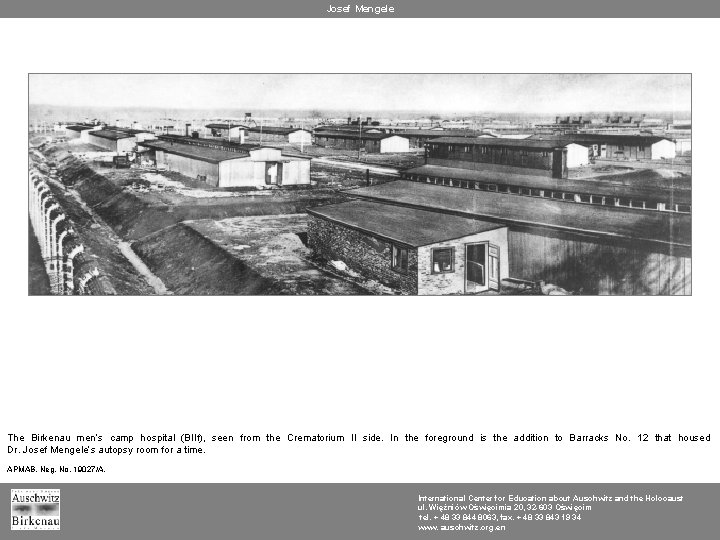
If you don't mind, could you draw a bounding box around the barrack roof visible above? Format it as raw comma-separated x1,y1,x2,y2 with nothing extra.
154,135,311,159
308,200,504,248
403,165,692,205
351,181,691,247
531,134,672,146
65,124,96,132
205,123,249,130
159,134,267,152
140,140,251,163
88,129,136,141
427,137,578,149
247,126,310,135
314,132,407,141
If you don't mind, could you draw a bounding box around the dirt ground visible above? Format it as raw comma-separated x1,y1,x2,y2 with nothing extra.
566,166,691,193
310,160,399,188
43,138,111,155
186,215,373,295
570,160,692,179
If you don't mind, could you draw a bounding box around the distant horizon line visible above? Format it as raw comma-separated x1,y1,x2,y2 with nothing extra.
28,103,692,116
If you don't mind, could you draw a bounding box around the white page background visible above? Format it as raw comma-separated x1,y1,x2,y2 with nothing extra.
1,18,718,484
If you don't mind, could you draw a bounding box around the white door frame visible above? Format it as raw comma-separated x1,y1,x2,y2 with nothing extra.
464,242,489,294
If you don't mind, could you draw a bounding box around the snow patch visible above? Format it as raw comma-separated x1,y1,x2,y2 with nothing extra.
330,260,348,272
72,151,116,161
141,173,186,189
138,173,245,198
181,190,243,198
654,169,686,179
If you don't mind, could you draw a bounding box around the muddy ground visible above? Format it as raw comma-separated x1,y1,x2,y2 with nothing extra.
132,223,279,295
570,160,692,181
185,215,371,295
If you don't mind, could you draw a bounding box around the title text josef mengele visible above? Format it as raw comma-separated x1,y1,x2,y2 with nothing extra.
328,4,396,14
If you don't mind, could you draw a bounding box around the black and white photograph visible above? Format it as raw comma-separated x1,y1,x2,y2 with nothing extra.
28,73,691,296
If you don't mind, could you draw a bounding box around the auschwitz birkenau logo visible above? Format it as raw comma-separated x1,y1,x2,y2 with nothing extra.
11,489,60,530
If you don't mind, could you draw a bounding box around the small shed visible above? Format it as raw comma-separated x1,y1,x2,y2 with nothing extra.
314,132,411,153
205,123,247,141
123,129,157,143
308,200,509,295
649,138,677,160
378,135,411,153
247,126,313,145
86,129,137,153
565,143,590,168
563,134,677,161
64,124,100,141
288,129,313,145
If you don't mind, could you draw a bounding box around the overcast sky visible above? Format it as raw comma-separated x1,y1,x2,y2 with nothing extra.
29,74,691,113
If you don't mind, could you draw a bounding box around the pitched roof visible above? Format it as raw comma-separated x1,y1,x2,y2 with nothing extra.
65,124,96,132
393,129,476,137
110,127,154,135
153,135,312,160
88,129,136,141
205,123,248,129
531,134,671,146
428,137,577,149
140,140,251,163
403,165,692,204
308,200,504,248
314,132,406,141
314,126,473,137
247,126,309,135
350,181,690,247
159,134,264,152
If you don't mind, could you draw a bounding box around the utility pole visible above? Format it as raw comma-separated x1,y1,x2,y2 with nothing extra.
357,121,362,161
